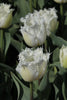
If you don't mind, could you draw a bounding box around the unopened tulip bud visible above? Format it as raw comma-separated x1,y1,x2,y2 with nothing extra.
59,45,67,68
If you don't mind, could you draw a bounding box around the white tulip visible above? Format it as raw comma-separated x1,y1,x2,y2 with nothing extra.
36,8,58,36
16,48,50,82
0,3,13,28
20,13,46,47
59,45,67,68
20,8,58,47
54,0,67,3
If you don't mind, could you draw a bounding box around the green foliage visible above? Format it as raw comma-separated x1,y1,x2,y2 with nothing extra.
0,0,67,100
38,0,45,9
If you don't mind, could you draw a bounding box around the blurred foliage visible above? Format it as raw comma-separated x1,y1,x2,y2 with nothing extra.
0,0,67,100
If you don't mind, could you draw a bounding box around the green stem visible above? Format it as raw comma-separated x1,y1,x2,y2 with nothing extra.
60,3,64,35
34,0,36,9
30,82,33,100
0,30,3,53
29,0,33,12
44,40,47,52
60,3,63,17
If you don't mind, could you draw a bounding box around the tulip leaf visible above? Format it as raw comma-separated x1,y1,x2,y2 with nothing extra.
53,48,60,62
38,72,48,91
53,84,59,100
11,72,30,100
49,69,57,83
62,82,67,100
0,63,14,72
38,0,45,9
4,32,11,55
50,34,67,47
64,12,67,25
15,34,23,42
11,72,20,100
11,38,23,52
13,0,30,23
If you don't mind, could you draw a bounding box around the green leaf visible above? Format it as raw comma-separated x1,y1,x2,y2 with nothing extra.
4,32,11,55
11,38,23,52
38,72,48,91
9,24,19,36
64,11,67,25
11,72,30,100
49,62,67,75
0,63,14,72
49,69,57,83
38,0,44,9
53,48,60,62
11,72,20,100
13,0,30,23
50,34,67,47
16,34,23,42
53,84,59,100
62,82,67,100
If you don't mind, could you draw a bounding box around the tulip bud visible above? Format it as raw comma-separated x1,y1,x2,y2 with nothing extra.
54,0,67,3
0,3,13,28
16,48,50,82
59,45,67,68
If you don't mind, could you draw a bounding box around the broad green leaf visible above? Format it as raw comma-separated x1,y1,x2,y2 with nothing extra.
38,0,44,9
13,0,30,23
11,72,30,100
53,48,60,62
11,38,23,52
50,34,67,47
38,72,48,91
49,70,57,83
11,72,20,100
33,80,38,98
0,63,14,72
4,32,11,55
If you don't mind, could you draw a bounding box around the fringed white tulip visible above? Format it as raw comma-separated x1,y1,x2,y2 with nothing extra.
0,3,13,28
59,45,67,68
34,8,58,36
20,8,58,47
54,0,67,3
20,13,46,47
16,48,50,82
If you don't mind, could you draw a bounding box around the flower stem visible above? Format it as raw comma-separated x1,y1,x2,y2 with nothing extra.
60,3,64,35
0,30,3,53
34,0,36,9
29,0,33,12
44,40,47,52
30,82,33,100
60,3,63,17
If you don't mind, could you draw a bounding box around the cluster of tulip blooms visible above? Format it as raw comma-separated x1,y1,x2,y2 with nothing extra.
0,0,67,83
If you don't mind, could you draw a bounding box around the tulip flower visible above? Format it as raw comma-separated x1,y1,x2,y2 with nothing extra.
54,0,67,3
20,13,46,47
34,8,58,36
16,48,50,82
0,3,13,28
59,45,67,68
20,8,58,47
